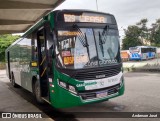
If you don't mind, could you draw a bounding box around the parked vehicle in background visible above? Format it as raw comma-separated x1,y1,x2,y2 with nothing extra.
121,50,129,62
129,46,157,61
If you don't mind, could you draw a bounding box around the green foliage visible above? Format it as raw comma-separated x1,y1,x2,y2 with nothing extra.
136,18,149,40
0,34,20,61
122,25,143,50
150,19,160,47
122,18,160,50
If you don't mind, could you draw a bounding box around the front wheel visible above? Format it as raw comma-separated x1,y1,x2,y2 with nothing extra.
33,81,45,104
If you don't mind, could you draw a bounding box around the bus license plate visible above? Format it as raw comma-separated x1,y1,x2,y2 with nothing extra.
96,92,108,98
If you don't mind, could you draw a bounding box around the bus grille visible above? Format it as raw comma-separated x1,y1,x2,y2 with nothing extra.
79,84,120,100
74,66,121,80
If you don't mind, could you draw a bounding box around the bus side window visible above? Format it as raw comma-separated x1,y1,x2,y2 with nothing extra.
32,34,38,61
46,27,54,76
34,47,38,60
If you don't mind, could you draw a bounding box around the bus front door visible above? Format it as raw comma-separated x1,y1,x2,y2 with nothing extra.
37,28,49,99
37,24,54,102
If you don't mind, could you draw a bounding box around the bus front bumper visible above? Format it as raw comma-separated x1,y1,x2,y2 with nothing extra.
50,82,125,108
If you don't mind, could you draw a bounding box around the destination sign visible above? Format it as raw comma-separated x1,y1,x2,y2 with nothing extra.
63,56,74,65
58,31,79,36
63,56,88,65
64,13,108,23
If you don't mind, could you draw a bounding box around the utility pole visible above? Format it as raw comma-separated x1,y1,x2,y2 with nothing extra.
96,0,98,11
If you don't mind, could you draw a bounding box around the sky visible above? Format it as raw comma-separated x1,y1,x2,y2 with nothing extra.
55,0,160,38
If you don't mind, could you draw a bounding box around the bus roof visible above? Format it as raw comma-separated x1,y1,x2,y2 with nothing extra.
53,9,113,16
130,46,156,49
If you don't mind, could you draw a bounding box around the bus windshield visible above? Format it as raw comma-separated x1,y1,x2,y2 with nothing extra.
56,27,120,69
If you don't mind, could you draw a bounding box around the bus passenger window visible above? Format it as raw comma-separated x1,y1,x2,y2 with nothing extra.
46,31,54,76
32,38,38,61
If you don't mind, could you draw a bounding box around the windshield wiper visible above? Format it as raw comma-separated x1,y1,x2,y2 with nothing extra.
73,24,90,60
99,32,104,57
98,25,109,57
102,25,109,44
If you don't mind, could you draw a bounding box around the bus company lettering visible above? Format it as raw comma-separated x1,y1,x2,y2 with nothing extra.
99,59,117,65
76,82,97,87
84,72,122,90
85,59,117,67
85,61,98,67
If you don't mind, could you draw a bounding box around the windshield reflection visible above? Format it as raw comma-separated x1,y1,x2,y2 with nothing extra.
57,27,120,69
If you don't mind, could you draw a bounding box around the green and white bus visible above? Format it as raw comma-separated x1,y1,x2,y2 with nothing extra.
6,9,124,108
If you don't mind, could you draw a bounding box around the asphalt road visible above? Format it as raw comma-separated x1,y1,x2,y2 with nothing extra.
0,70,160,121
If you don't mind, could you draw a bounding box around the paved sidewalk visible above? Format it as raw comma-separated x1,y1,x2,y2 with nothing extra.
0,70,53,121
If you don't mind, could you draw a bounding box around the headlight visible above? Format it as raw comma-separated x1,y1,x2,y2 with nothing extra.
58,79,77,94
59,81,67,88
69,85,77,94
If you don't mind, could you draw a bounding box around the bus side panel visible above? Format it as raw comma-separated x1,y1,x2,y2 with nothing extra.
9,42,21,86
152,52,156,58
5,50,10,79
142,53,147,60
20,36,33,92
8,36,33,91
21,70,33,92
14,72,21,85
148,52,155,59
129,53,141,60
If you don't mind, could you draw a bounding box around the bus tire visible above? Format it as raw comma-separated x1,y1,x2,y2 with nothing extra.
11,73,19,88
33,80,45,104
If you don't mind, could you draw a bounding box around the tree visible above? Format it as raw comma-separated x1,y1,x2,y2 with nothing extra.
122,18,160,49
136,19,149,43
122,25,142,50
122,19,151,50
0,34,20,61
150,19,160,47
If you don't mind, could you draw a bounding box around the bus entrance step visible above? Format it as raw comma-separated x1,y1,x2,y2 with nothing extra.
42,96,50,104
